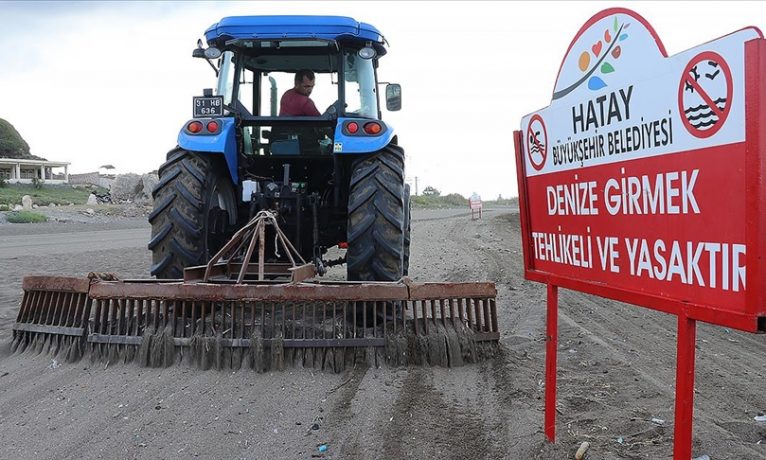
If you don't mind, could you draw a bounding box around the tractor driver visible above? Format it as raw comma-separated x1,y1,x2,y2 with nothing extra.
279,70,322,117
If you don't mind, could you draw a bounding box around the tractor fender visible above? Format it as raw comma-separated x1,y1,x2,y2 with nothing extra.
177,117,238,184
332,118,395,154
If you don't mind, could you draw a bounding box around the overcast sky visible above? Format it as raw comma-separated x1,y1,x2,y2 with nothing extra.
1,1,764,199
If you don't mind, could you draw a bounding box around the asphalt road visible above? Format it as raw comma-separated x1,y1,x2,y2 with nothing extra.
0,228,151,259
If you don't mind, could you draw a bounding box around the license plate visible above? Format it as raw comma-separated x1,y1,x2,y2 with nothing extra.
193,96,224,117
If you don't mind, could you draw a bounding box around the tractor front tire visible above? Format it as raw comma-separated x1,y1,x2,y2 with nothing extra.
347,144,406,282
148,148,237,279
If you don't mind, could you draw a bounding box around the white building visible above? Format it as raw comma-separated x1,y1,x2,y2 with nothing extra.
0,158,70,184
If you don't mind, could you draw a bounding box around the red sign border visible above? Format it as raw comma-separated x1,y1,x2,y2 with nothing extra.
678,51,734,139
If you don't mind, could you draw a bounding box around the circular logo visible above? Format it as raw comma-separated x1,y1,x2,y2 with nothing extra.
526,114,548,171
678,51,733,138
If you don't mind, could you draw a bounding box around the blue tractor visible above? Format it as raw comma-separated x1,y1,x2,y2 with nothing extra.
149,16,410,282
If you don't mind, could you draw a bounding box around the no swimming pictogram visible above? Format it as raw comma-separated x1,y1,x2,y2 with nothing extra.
526,114,548,171
678,51,733,138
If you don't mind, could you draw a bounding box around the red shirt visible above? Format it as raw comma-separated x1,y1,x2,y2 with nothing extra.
279,88,321,116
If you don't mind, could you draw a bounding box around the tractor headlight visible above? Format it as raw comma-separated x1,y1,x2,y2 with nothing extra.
358,47,376,59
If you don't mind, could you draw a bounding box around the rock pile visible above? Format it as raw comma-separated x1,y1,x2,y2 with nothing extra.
109,173,159,204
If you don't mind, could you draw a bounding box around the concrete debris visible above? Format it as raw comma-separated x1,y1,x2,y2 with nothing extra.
574,441,590,459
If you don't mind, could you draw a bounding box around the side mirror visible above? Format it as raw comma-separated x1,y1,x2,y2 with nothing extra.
204,47,222,59
385,83,402,111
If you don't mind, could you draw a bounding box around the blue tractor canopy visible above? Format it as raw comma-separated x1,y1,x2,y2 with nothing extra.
204,15,388,56
200,15,395,121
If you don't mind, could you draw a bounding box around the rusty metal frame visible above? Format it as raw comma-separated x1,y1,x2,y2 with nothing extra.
186,210,317,283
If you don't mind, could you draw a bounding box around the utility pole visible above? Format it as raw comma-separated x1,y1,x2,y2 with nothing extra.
414,176,419,196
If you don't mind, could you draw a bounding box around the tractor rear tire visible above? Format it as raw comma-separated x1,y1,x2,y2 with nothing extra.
148,148,237,279
347,144,405,282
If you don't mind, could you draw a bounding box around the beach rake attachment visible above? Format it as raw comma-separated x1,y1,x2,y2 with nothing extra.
11,211,500,371
12,277,499,371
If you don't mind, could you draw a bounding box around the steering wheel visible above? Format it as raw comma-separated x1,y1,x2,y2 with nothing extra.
323,100,346,117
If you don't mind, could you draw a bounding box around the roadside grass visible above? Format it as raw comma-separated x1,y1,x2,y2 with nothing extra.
411,194,519,209
485,197,519,207
5,210,48,223
0,184,107,206
412,193,471,209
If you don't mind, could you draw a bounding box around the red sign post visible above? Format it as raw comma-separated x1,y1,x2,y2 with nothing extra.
515,8,766,459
